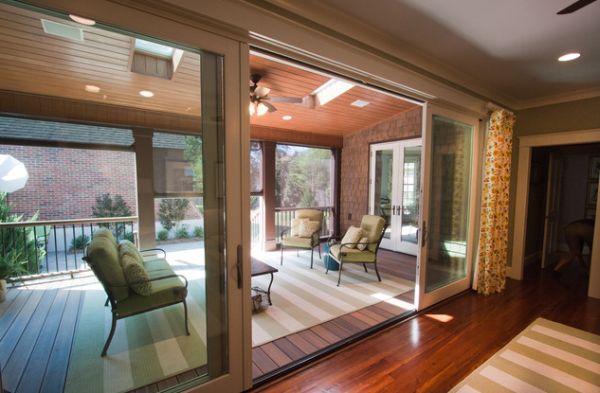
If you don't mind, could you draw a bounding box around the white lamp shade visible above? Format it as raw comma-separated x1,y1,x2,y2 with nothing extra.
256,102,269,116
0,154,29,193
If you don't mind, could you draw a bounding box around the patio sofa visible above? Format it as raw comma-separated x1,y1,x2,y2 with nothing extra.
84,228,189,356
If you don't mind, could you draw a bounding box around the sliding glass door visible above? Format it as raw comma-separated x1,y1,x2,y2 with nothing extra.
417,104,480,309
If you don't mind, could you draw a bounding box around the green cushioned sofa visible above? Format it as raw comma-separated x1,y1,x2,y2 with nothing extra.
84,229,189,356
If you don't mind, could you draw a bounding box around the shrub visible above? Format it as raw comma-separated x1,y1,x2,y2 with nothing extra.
0,249,28,280
158,199,190,231
193,226,204,238
92,193,133,237
124,232,134,243
175,226,189,239
70,234,90,251
157,229,169,241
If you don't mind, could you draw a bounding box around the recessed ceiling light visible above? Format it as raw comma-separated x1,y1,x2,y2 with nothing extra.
558,52,581,62
139,90,154,98
69,14,96,26
282,115,292,121
85,84,100,93
351,100,370,108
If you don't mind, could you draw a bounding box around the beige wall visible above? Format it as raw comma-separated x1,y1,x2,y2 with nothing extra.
508,97,600,265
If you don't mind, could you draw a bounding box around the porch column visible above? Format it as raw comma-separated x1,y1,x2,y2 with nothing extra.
263,141,277,250
132,128,155,249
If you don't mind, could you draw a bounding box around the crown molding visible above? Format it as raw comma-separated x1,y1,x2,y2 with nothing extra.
514,88,600,110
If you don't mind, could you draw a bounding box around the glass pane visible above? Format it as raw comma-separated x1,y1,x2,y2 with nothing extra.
250,141,263,193
401,146,420,244
275,144,333,208
374,149,393,239
153,132,203,194
425,115,472,292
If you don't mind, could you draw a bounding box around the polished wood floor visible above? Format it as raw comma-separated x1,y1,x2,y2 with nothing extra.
252,263,600,392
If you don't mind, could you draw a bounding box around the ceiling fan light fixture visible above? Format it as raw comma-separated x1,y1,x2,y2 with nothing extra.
249,102,256,116
69,14,96,26
558,52,581,62
256,102,269,116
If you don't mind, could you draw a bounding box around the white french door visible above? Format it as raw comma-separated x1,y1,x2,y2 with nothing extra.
369,138,421,256
417,104,481,309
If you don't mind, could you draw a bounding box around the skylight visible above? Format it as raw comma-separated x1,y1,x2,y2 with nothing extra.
134,39,174,58
313,79,354,106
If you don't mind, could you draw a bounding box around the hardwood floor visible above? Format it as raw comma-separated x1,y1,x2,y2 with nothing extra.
252,264,600,392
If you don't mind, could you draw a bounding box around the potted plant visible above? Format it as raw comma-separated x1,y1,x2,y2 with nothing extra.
0,249,28,302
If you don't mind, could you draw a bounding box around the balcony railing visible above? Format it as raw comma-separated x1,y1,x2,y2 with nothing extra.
275,206,334,243
0,216,137,279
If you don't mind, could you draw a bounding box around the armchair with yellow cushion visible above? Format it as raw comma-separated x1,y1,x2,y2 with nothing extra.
280,209,323,268
327,215,387,286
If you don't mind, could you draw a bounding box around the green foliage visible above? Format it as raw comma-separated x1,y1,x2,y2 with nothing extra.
92,193,133,237
175,225,189,239
70,234,90,251
0,249,28,280
275,146,333,208
0,193,44,275
158,198,190,231
184,136,203,193
193,226,204,238
124,232,134,243
157,229,169,241
92,193,132,218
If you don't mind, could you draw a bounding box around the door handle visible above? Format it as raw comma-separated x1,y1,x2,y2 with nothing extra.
236,244,242,289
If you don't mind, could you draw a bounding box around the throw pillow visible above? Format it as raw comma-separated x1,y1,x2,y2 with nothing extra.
118,240,144,266
122,254,152,296
356,236,369,251
340,226,363,249
299,220,321,237
290,218,308,237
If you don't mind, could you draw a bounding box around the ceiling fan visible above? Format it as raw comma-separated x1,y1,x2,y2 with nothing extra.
557,0,597,14
249,73,303,116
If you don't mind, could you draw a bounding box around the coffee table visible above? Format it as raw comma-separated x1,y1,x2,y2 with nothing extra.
251,257,278,305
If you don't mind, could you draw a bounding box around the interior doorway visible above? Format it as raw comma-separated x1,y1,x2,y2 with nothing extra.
523,143,599,274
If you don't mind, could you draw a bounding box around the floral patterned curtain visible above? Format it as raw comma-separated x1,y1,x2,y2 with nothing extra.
476,109,515,295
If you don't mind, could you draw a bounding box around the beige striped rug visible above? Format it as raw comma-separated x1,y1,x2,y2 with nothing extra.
251,250,415,347
450,318,600,393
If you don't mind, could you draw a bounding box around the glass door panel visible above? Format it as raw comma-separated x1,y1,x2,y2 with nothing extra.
372,148,395,248
418,105,480,309
400,146,421,249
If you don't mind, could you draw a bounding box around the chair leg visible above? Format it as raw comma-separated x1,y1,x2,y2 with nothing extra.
310,248,314,269
101,315,117,357
318,243,322,259
374,261,382,282
363,263,368,273
280,244,284,265
104,297,109,307
337,262,343,286
183,300,190,336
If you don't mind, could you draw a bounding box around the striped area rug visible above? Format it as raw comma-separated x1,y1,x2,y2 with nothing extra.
64,280,207,393
450,318,600,393
251,251,415,347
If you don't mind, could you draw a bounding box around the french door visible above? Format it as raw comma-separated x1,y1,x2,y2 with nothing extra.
417,104,481,309
369,139,421,256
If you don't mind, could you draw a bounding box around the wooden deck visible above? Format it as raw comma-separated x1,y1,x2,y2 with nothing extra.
252,263,600,392
0,249,416,393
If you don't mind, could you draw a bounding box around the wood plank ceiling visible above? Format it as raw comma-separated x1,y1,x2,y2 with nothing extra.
0,4,201,117
0,3,418,137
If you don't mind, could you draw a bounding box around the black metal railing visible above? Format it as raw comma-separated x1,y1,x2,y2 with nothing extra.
275,206,334,243
0,216,137,279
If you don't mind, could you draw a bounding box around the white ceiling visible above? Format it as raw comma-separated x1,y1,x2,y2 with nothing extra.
271,0,600,108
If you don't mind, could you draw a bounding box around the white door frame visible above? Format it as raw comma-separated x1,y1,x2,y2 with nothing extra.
416,103,482,310
369,138,421,255
510,128,600,299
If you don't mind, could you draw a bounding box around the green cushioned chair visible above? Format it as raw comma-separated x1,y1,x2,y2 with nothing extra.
327,215,387,286
84,229,189,356
280,209,323,268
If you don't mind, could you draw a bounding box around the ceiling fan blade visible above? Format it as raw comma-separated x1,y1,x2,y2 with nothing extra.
262,101,277,113
557,0,597,14
268,96,304,104
254,86,271,98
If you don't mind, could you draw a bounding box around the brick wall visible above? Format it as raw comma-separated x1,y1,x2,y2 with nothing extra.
1,145,138,220
340,107,422,230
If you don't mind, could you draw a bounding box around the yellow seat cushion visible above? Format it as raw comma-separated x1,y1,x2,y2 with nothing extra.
282,236,314,248
329,244,376,263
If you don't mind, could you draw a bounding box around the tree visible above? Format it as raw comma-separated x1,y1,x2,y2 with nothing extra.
0,193,44,275
184,136,203,193
158,198,190,231
91,193,133,237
